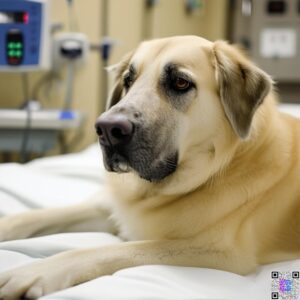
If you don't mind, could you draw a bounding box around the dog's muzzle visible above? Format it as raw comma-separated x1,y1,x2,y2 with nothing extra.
95,113,133,173
95,114,134,147
95,112,178,181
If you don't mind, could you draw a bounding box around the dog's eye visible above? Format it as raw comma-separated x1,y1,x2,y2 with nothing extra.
124,74,133,90
173,77,190,91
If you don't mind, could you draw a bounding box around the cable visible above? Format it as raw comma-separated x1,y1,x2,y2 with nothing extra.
100,0,109,114
64,0,78,110
66,0,79,31
66,0,73,30
32,71,61,102
20,73,32,163
21,71,29,100
64,62,75,110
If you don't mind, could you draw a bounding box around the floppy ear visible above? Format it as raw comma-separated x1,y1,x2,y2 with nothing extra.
105,51,134,110
212,41,272,139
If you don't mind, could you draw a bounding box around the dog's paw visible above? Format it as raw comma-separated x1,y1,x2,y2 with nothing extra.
0,272,43,300
0,269,42,300
0,215,36,242
0,216,24,242
0,259,72,300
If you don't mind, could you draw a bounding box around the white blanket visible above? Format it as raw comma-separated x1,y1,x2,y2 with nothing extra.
0,104,300,300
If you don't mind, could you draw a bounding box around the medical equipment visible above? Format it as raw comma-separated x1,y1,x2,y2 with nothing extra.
0,0,115,162
0,109,83,152
229,0,300,102
231,0,300,81
0,0,87,161
0,0,50,71
52,32,89,69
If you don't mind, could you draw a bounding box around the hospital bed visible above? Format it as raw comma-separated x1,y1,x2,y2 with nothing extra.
0,104,299,300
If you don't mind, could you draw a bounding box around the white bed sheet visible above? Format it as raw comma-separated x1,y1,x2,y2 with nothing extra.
0,104,300,300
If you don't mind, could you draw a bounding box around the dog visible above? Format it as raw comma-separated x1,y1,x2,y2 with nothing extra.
0,35,300,299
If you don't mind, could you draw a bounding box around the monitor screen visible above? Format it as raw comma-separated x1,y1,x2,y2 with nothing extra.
267,0,286,14
0,11,29,24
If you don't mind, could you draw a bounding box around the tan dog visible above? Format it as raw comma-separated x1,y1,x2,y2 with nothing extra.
0,35,300,299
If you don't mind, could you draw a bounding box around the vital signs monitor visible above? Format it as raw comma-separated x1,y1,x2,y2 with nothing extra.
0,0,50,71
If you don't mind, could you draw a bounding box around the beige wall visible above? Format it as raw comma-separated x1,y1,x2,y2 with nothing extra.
0,0,228,160
149,0,228,40
108,0,145,65
109,0,229,63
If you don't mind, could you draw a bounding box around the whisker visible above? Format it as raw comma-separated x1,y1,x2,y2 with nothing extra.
164,159,177,170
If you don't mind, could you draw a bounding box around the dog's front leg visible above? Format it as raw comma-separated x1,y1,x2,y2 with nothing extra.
0,192,117,241
0,239,257,299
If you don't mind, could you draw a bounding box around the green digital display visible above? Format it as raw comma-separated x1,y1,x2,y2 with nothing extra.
7,42,23,49
6,30,24,65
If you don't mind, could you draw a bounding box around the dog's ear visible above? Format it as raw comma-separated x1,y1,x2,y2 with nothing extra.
212,41,272,139
105,51,134,110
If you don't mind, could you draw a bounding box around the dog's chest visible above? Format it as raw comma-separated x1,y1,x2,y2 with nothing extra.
110,196,213,241
111,209,176,241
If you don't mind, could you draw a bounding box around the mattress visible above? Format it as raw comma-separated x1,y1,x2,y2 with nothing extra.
0,104,300,300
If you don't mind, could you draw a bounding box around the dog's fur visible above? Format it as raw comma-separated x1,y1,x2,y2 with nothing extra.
0,36,300,299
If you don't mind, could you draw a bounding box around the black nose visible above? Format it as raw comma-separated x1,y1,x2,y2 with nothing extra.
95,114,134,146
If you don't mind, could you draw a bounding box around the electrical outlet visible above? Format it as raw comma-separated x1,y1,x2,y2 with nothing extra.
260,28,297,58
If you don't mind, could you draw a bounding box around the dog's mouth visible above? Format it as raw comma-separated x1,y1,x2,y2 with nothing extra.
105,152,131,173
100,145,178,182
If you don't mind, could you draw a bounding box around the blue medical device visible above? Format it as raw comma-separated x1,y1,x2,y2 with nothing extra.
0,0,50,71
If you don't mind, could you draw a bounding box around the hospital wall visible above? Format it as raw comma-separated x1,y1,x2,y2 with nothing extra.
109,0,229,64
0,0,228,159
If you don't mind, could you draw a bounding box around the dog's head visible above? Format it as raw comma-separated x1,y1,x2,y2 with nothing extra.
95,36,272,184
